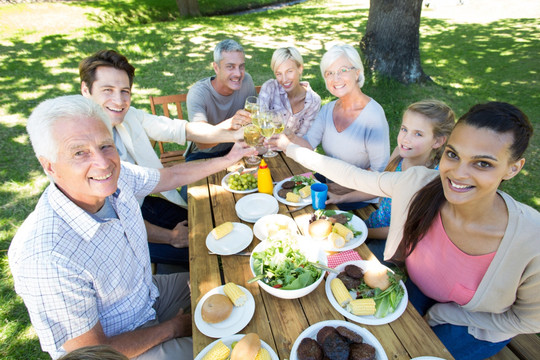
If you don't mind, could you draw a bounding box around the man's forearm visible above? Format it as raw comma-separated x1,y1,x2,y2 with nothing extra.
144,220,172,244
186,122,235,144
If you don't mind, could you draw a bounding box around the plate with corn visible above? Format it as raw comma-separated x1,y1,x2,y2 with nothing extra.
273,174,318,207
206,222,253,255
325,260,408,325
194,283,256,338
194,333,279,360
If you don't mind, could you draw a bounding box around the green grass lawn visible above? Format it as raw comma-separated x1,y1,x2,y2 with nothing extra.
1,0,539,357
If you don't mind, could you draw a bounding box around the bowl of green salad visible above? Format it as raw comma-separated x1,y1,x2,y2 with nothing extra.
249,232,327,299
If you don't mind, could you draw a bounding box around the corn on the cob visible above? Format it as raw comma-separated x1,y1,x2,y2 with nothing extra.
333,223,353,242
298,185,311,198
211,222,234,240
285,192,301,203
201,340,230,360
346,298,376,316
223,282,247,306
330,278,352,307
255,347,272,360
328,232,345,248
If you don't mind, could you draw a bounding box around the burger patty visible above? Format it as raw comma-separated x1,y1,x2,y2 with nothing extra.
297,338,323,360
336,326,363,344
328,213,348,224
322,332,350,360
349,343,376,360
281,180,295,189
344,265,364,280
317,326,338,345
278,188,290,199
337,272,362,290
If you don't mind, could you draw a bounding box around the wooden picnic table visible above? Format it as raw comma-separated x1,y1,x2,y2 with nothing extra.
188,152,454,360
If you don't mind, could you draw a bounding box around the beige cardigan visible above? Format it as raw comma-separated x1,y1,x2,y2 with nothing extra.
286,143,540,342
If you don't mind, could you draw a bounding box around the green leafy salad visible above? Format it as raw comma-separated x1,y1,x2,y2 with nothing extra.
290,175,316,195
252,236,322,290
354,268,405,318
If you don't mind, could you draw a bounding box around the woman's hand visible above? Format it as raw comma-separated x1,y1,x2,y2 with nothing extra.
267,133,291,151
326,191,342,205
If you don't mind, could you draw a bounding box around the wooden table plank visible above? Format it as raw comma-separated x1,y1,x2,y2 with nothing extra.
188,177,223,354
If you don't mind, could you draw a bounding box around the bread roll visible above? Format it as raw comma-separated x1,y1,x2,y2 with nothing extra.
201,294,233,323
308,219,333,239
231,333,261,360
363,265,391,291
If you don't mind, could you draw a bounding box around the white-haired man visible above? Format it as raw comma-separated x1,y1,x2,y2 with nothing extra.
8,95,254,359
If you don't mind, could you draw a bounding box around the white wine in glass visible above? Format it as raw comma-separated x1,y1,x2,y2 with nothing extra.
245,96,259,116
259,113,277,158
243,124,262,165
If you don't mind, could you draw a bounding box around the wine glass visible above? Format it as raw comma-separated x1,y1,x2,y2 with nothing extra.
244,96,259,119
259,111,277,158
243,124,262,166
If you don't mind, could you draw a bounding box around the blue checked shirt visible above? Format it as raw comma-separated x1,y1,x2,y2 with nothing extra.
9,162,160,359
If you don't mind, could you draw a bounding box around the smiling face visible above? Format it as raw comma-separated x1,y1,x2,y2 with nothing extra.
438,123,524,207
323,56,359,98
81,66,131,126
40,116,121,213
212,50,246,96
397,110,445,165
274,59,303,93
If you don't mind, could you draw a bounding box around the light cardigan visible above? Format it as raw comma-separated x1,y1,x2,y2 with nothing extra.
286,143,540,342
115,107,187,207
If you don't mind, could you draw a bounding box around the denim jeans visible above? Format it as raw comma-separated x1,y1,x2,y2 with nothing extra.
406,279,511,360
141,196,189,266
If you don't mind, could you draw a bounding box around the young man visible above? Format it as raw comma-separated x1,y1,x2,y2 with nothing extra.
8,95,254,359
185,39,256,161
79,50,243,266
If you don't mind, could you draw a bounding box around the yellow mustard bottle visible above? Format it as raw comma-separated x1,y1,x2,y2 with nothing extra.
257,159,273,195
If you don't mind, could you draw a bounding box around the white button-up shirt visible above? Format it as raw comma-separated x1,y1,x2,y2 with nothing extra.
9,162,160,359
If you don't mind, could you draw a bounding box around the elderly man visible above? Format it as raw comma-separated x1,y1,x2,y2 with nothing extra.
185,39,256,161
80,49,243,266
8,95,253,359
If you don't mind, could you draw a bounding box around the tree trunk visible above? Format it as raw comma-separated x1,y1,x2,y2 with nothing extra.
176,0,201,17
360,0,430,84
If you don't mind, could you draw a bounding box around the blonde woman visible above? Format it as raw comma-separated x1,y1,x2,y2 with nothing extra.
258,47,321,136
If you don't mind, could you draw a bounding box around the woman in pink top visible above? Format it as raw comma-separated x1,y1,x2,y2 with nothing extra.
272,102,539,360
258,47,321,137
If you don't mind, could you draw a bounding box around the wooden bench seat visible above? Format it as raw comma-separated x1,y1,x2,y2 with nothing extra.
488,333,540,360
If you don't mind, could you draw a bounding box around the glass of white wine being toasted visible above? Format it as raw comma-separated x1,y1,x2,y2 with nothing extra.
243,124,262,166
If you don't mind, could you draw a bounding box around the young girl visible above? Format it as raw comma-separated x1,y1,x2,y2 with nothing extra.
327,100,455,239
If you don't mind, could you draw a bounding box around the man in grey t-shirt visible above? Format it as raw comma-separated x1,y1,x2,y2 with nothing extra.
186,39,257,161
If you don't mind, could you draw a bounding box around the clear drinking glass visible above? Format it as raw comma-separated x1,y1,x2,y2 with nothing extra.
243,124,262,166
259,111,277,158
245,96,259,117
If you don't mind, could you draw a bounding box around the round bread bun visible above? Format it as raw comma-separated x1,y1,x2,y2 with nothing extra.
308,219,333,240
201,294,233,324
231,333,261,360
363,265,391,291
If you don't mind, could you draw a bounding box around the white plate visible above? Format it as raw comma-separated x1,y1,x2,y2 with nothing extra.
235,193,279,222
273,175,319,206
289,320,388,360
194,285,256,338
411,357,447,360
221,171,258,194
206,222,253,255
253,214,299,240
195,334,279,360
302,210,368,252
325,260,408,325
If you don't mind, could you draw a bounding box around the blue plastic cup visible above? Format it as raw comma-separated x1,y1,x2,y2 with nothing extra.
311,183,328,210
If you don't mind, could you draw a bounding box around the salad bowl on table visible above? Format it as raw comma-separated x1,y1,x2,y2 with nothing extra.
249,234,327,299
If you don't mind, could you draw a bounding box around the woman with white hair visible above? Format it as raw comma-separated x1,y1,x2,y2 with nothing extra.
290,43,390,209
258,46,321,136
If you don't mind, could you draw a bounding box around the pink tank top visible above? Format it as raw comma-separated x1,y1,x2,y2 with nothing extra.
405,213,496,305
